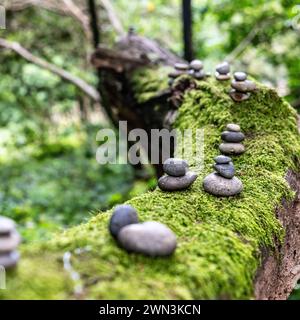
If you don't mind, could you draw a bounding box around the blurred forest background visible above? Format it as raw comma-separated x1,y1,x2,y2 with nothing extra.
0,0,300,298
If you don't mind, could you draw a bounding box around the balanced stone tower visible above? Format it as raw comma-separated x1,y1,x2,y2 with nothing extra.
203,155,243,197
189,59,205,80
0,216,21,269
230,71,256,102
215,61,231,80
219,123,245,155
158,158,197,191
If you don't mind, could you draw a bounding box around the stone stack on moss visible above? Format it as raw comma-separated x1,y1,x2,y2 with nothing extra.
109,205,177,257
189,59,206,80
219,123,245,155
215,61,231,80
0,216,21,269
203,155,243,197
230,72,256,102
158,158,198,191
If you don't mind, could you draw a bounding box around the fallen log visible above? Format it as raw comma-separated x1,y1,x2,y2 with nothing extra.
1,34,300,300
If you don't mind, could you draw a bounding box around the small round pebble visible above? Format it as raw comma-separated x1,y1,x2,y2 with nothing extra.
158,171,198,191
214,155,232,164
221,131,245,143
226,123,240,132
168,70,182,78
216,62,230,74
163,158,188,177
0,231,21,252
215,72,231,81
194,70,206,79
203,173,243,196
214,162,235,179
219,143,245,155
234,71,247,81
190,59,203,70
231,80,249,93
0,216,15,235
109,205,139,238
174,63,189,71
117,221,177,257
0,251,20,269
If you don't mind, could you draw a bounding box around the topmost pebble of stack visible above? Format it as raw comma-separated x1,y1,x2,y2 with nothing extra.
0,216,15,235
189,59,203,71
234,72,247,81
174,63,189,71
216,61,230,74
226,123,241,132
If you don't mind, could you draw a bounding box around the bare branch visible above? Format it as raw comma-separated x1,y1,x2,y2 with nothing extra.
100,0,125,37
0,38,100,102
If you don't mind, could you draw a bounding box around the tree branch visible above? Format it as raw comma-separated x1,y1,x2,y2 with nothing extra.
0,38,100,102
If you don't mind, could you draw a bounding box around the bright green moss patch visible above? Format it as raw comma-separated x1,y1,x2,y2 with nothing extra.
1,72,300,300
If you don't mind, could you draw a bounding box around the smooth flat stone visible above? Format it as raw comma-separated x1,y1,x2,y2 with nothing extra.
0,231,21,252
0,251,20,269
219,143,245,155
0,216,15,235
194,70,206,80
203,173,243,197
221,131,245,143
174,63,189,71
117,222,177,257
226,123,240,132
229,90,250,102
109,205,139,238
215,72,231,80
158,171,198,191
216,61,230,74
168,70,183,78
234,71,247,81
214,155,232,164
231,80,256,93
189,59,203,70
163,158,188,177
214,162,235,179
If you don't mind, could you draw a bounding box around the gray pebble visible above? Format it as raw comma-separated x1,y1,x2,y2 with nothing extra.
117,221,177,257
194,70,206,80
174,63,189,71
219,143,245,155
109,205,139,238
0,251,20,269
215,72,231,81
231,80,248,93
190,59,203,71
216,62,230,74
203,172,243,196
163,158,188,177
168,70,182,78
0,216,15,235
0,231,21,252
214,162,235,179
229,90,250,102
221,131,245,143
226,123,240,132
158,171,198,191
214,155,232,164
234,71,247,81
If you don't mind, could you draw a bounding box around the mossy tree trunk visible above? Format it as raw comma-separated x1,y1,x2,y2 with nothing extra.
1,36,300,300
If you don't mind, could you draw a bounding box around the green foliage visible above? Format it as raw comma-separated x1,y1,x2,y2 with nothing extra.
2,72,299,299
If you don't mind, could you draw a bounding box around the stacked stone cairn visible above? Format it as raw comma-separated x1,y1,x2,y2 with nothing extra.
168,62,189,86
215,61,231,80
109,205,177,257
230,71,256,102
219,123,245,155
203,155,243,197
0,216,21,269
158,158,198,191
189,59,206,80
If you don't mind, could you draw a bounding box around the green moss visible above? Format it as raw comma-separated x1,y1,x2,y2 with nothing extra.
1,72,300,300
